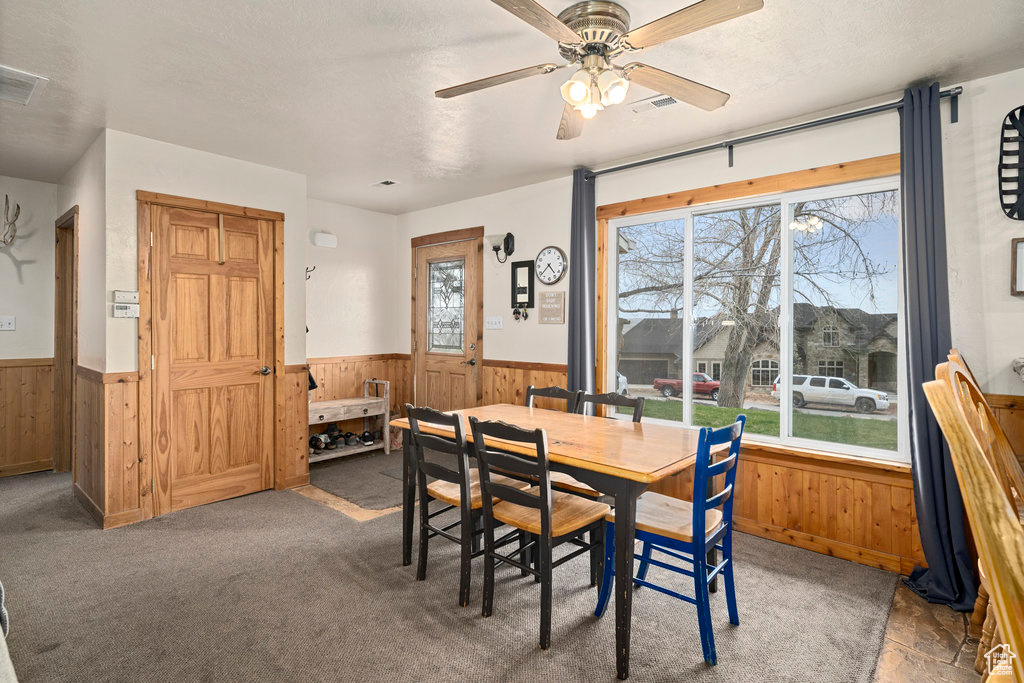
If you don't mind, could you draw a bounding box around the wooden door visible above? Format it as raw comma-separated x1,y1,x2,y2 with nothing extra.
152,206,275,512
413,238,482,410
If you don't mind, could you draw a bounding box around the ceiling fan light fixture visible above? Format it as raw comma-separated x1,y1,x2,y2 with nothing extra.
597,69,629,106
560,69,592,106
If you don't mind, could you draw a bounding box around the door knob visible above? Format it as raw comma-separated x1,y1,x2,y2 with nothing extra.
258,366,272,375
463,358,477,366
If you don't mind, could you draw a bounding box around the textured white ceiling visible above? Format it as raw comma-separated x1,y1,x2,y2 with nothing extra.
1,0,1022,214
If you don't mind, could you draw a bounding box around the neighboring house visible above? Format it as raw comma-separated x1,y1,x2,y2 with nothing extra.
618,303,898,393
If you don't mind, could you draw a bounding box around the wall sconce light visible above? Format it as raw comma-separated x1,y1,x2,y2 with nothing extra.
487,232,515,263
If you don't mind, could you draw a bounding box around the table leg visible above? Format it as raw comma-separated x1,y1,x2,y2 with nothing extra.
614,484,639,680
402,431,415,566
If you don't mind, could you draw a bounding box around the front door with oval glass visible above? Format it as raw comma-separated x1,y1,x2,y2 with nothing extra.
413,238,482,411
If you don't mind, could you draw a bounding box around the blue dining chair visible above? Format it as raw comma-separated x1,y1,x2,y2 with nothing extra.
594,415,746,665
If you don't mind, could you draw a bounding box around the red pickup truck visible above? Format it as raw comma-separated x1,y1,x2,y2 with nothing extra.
653,373,720,400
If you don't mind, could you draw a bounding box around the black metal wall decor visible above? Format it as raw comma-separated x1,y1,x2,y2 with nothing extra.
999,105,1024,220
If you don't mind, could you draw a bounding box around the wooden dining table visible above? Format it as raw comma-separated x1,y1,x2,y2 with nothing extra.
390,403,705,680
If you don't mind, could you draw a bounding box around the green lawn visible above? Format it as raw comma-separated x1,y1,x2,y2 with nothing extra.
619,399,898,452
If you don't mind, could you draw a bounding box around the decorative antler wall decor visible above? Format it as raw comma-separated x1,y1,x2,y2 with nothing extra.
1,194,20,247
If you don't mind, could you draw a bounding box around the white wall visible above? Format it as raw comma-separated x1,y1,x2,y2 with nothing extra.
394,109,899,364
943,67,1024,395
396,176,574,363
305,199,399,358
390,68,1024,398
0,175,58,359
56,131,106,371
104,130,309,371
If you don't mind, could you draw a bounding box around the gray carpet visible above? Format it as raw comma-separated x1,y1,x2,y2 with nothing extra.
309,449,448,510
0,471,897,682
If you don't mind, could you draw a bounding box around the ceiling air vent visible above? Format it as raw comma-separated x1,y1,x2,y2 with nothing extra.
0,65,49,105
630,94,679,114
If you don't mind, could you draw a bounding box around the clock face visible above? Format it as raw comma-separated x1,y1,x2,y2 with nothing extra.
535,245,567,285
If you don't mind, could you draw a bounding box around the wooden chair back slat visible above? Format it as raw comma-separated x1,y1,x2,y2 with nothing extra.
578,392,645,422
939,353,1024,518
526,385,583,413
469,417,553,522
406,404,470,487
692,416,746,550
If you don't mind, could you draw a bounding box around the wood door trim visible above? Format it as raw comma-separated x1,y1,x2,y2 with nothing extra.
138,195,286,516
410,226,484,248
135,191,285,221
596,154,901,220
55,204,79,228
0,358,53,367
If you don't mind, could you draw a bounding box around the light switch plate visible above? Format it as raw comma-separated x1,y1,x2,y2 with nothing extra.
485,316,503,330
0,316,14,331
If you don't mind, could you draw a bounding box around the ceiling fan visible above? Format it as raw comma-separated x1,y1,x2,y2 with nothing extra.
436,0,764,140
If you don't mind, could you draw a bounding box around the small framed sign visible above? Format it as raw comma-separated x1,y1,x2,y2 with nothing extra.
1013,238,1024,296
539,291,565,324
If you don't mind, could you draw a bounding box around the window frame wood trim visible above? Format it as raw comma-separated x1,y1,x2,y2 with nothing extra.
594,155,902,455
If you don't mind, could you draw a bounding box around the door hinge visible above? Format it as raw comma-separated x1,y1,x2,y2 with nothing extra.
150,232,154,247
151,355,155,370
413,340,417,352
413,266,417,280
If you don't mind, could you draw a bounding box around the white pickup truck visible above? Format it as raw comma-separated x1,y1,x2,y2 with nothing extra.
771,374,890,413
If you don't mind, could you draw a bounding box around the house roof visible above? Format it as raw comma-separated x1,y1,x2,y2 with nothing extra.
621,316,722,356
792,303,897,350
622,305,896,356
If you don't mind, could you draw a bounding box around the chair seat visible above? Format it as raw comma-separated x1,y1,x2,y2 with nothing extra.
606,492,723,543
426,471,531,510
549,471,601,498
492,487,610,537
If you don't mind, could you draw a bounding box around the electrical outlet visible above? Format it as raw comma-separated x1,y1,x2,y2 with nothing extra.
0,316,14,331
485,316,503,330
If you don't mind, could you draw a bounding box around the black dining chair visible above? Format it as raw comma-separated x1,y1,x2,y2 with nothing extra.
406,404,531,606
525,385,583,413
469,417,609,650
578,391,645,422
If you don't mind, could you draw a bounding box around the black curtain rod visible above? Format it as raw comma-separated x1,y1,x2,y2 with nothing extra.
588,85,963,179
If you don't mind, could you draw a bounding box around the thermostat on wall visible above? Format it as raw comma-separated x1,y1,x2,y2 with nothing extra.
113,303,139,318
113,290,139,304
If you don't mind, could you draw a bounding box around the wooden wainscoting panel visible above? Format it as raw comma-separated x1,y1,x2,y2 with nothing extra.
308,353,412,417
73,367,146,529
276,364,310,490
0,359,55,477
481,359,568,410
74,367,105,513
648,446,924,573
986,393,1024,459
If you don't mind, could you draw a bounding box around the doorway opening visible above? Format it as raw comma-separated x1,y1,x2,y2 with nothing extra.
54,205,79,473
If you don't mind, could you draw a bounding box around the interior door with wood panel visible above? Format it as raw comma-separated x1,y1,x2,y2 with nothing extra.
152,206,275,513
413,238,482,411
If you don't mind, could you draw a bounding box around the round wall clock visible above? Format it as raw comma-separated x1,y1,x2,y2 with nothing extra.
535,245,568,285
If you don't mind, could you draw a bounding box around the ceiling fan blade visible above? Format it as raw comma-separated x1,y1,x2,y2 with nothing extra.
436,63,566,99
622,63,729,111
621,0,763,51
490,0,582,45
556,102,584,140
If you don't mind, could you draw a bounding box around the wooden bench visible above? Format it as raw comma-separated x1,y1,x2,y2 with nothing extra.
308,379,390,463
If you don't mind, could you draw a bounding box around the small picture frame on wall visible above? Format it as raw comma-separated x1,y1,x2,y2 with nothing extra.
1013,238,1024,296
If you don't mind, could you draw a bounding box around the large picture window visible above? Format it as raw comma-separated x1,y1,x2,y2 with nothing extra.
608,178,905,461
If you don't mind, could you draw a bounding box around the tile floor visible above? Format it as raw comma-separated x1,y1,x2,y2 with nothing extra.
875,582,981,682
